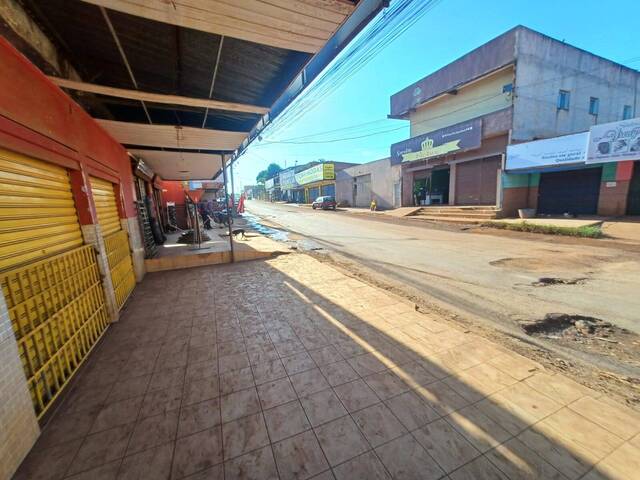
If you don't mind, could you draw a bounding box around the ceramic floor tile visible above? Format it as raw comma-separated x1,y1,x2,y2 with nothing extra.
485,437,565,480
413,418,480,473
384,390,439,431
568,396,640,441
222,412,270,460
525,372,596,405
290,368,331,397
283,352,317,375
332,451,391,480
352,403,407,447
172,426,223,479
252,358,287,385
314,416,370,466
445,405,512,453
309,345,343,367
106,374,151,403
67,423,134,475
264,400,312,442
183,376,220,406
375,433,444,480
415,380,470,416
224,445,279,480
185,359,218,383
257,377,299,410
127,409,179,455
300,389,348,427
139,384,183,419
592,441,640,480
90,396,144,433
363,370,410,400
147,366,185,393
118,442,174,480
333,379,380,413
517,426,594,479
220,387,261,423
219,366,254,396
272,430,329,480
12,439,83,480
64,460,120,480
36,408,97,449
218,353,250,374
391,362,437,389
347,353,388,377
178,398,221,438
448,455,509,480
319,361,360,387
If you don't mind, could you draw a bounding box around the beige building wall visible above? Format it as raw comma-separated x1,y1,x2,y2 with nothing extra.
409,67,514,136
0,290,40,480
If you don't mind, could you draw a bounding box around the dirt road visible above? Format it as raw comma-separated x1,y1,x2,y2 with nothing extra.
246,201,640,381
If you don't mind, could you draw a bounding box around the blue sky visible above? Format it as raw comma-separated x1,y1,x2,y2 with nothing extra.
232,0,640,189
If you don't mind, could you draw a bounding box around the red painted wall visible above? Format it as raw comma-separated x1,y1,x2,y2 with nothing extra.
0,37,136,218
160,180,187,205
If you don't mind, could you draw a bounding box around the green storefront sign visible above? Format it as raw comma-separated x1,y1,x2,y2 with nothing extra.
295,163,335,185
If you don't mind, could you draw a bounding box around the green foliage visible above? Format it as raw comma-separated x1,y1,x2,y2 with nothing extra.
483,221,603,238
256,163,283,184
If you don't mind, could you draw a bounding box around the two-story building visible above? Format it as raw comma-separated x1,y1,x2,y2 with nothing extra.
389,26,640,216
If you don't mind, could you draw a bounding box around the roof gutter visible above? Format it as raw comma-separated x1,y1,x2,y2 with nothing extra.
230,0,388,164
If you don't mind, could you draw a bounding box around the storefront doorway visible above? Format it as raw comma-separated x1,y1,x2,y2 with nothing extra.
413,167,450,206
455,156,500,205
538,167,602,215
627,161,640,215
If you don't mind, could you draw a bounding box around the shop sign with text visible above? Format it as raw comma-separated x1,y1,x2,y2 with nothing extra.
279,169,299,189
506,132,588,170
295,163,335,185
586,118,640,164
390,119,482,165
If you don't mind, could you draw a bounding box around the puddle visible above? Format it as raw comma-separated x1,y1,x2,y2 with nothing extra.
241,213,289,242
532,277,587,287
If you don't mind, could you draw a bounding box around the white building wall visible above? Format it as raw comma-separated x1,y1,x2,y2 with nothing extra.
512,28,640,142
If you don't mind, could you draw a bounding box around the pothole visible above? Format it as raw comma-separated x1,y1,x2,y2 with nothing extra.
520,314,607,335
531,277,587,287
518,314,640,367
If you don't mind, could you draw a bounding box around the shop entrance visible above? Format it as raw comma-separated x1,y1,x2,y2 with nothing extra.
627,161,640,215
413,167,450,206
538,167,602,215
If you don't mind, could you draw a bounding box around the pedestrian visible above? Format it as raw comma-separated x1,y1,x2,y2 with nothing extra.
370,199,377,211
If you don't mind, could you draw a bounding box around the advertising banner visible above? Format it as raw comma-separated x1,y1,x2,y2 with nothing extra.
586,118,640,164
279,169,299,189
390,119,482,165
295,163,335,185
265,178,275,189
506,132,588,170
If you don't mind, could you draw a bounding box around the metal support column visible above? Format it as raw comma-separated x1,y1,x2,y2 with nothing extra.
222,155,234,262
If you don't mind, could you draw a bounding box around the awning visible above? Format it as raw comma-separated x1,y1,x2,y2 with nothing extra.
12,0,385,180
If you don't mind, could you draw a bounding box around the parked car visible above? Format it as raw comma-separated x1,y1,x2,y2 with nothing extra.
312,196,337,210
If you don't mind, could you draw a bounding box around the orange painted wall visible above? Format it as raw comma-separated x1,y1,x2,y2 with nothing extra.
0,37,136,218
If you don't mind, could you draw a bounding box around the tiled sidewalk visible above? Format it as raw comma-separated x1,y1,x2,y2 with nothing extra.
14,254,640,480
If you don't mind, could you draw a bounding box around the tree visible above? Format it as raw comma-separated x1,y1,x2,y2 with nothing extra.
256,163,282,184
266,163,282,179
256,170,268,184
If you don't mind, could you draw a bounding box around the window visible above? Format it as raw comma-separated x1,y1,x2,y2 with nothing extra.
623,105,633,120
589,97,599,116
502,83,513,94
557,90,570,110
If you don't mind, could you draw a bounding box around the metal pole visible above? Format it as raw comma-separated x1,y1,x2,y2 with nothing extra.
222,155,234,262
230,159,236,214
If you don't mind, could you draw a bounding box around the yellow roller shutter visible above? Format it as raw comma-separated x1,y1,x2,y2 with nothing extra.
89,176,122,235
0,148,83,272
89,176,136,309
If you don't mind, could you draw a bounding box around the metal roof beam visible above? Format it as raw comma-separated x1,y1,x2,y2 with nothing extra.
48,76,268,115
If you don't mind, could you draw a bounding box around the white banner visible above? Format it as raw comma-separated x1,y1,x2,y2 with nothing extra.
586,118,640,164
506,132,588,170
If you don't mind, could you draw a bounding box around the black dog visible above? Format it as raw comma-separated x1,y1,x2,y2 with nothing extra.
232,228,246,239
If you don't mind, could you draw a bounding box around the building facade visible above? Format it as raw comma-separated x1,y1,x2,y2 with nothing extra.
335,157,402,208
390,26,640,215
291,161,358,203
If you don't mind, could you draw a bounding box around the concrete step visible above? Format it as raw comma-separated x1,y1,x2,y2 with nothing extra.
408,215,487,225
414,211,498,219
